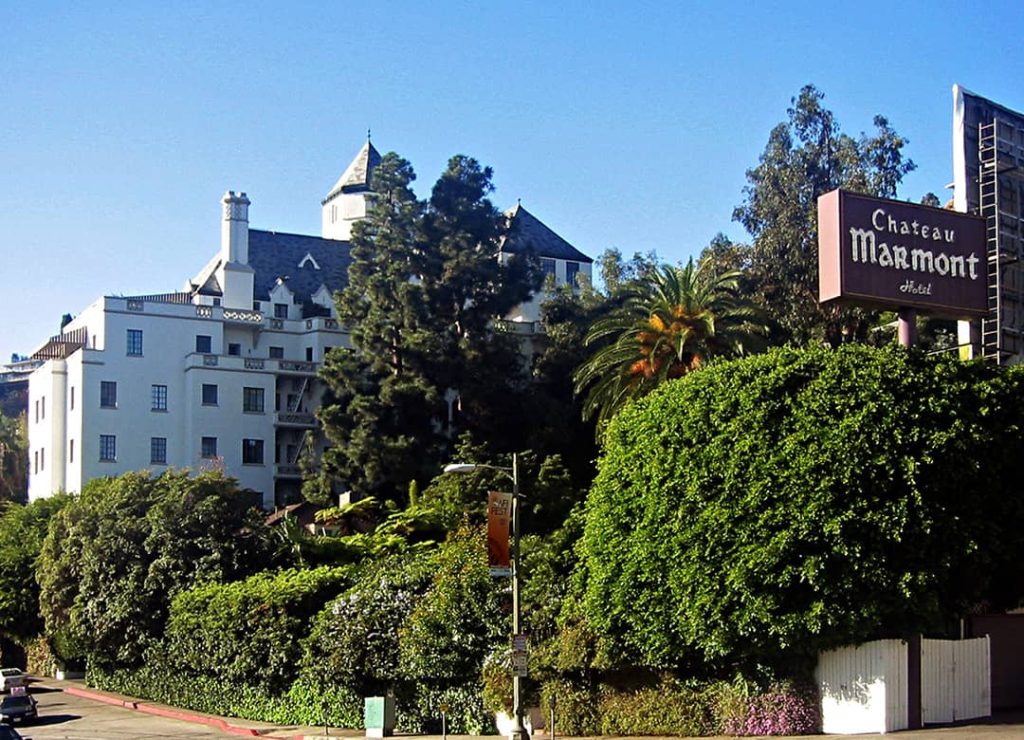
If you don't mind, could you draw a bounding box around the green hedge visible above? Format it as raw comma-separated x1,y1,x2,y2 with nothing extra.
536,677,819,736
162,565,352,694
90,565,352,721
578,345,1024,670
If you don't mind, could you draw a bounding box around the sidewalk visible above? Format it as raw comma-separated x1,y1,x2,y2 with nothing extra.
43,679,1024,740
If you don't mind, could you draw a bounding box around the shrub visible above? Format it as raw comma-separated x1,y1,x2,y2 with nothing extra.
162,565,352,694
578,345,1024,670
713,680,821,736
39,471,272,667
597,679,716,736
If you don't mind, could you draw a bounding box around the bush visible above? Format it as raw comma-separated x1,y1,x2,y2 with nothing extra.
596,679,716,736
0,496,68,643
162,566,352,694
578,345,1024,670
713,680,821,736
39,471,272,667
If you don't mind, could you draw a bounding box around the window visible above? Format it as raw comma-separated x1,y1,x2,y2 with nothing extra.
33,450,38,474
274,303,289,319
201,436,218,458
269,346,284,359
305,347,314,362
34,400,38,423
202,384,218,406
69,439,74,464
39,448,44,471
243,387,265,413
100,381,117,408
150,437,167,465
228,343,241,356
41,396,45,420
541,258,556,282
242,438,264,465
565,261,581,287
151,384,168,411
127,329,143,356
212,298,221,307
100,434,116,462
70,386,75,411
195,335,212,353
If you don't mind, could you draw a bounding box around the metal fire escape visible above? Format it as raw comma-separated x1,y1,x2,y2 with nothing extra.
979,118,1024,363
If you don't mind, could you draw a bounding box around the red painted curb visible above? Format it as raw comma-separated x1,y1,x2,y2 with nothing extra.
63,684,261,737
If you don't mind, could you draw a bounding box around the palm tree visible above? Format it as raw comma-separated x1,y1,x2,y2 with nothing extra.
574,259,767,428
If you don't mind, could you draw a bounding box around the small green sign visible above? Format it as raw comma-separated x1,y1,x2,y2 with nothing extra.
365,697,385,729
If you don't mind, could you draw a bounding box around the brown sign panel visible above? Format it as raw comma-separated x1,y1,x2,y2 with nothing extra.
818,189,987,318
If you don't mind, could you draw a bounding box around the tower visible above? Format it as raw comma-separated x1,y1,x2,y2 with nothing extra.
321,141,382,240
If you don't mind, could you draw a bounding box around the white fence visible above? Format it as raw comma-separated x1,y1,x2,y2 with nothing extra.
817,637,991,734
921,636,991,724
816,639,908,734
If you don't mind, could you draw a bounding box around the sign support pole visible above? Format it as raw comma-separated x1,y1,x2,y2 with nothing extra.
898,308,918,347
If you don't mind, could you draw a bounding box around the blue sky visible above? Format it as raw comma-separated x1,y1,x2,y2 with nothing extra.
3,1,1024,362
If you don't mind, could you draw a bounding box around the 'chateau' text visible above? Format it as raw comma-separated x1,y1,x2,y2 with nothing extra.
849,208,980,280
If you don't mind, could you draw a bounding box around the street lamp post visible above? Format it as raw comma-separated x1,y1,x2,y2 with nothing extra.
443,453,529,740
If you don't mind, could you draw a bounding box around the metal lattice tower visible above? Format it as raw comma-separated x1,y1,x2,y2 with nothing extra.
978,117,1024,363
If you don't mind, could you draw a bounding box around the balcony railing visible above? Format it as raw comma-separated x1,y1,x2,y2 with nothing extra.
277,360,317,374
276,412,317,427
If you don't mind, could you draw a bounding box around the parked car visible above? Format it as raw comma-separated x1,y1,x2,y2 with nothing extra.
0,725,25,739
0,671,25,693
0,695,36,725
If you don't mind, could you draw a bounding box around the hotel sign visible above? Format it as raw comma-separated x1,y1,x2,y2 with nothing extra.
818,189,987,317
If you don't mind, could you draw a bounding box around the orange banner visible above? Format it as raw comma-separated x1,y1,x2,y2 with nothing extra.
487,491,512,576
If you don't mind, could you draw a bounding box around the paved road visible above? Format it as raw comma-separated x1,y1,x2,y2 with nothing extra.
10,684,1024,740
10,686,231,739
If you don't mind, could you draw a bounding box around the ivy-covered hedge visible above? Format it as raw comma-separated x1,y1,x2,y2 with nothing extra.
90,565,352,719
91,527,505,734
577,345,1024,670
162,565,352,694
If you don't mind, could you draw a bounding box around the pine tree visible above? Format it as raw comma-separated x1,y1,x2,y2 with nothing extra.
314,154,541,504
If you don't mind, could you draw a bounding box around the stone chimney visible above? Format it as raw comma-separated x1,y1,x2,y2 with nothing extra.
221,190,250,264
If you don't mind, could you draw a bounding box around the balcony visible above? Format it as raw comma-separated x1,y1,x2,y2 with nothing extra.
275,464,302,479
276,360,318,375
184,354,274,373
276,411,317,428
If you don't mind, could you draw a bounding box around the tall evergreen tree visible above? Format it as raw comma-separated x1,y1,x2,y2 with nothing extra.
733,85,915,346
314,154,540,504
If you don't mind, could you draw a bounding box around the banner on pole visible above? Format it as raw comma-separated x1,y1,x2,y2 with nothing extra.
487,491,513,577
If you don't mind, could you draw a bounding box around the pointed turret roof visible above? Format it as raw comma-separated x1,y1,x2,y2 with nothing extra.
322,141,382,204
500,203,592,263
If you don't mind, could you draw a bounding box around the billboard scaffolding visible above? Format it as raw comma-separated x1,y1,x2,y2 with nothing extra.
953,85,1024,363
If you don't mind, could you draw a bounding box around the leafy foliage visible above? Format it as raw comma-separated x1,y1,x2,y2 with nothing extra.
0,412,27,503
578,345,1024,670
316,153,540,503
734,85,915,345
162,565,351,694
0,496,68,642
37,471,272,666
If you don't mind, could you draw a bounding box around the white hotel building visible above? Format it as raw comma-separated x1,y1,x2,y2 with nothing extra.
27,143,592,508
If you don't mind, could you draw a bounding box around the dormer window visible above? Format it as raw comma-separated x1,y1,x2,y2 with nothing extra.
298,253,321,270
541,258,556,280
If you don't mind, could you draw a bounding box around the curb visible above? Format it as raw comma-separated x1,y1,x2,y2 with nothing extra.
62,685,264,737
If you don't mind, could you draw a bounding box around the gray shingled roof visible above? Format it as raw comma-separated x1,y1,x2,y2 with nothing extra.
500,204,592,263
248,229,351,303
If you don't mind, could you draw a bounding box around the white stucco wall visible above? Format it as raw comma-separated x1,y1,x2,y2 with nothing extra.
28,296,347,509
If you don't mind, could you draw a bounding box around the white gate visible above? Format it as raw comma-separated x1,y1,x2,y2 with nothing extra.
921,636,991,724
816,639,908,734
